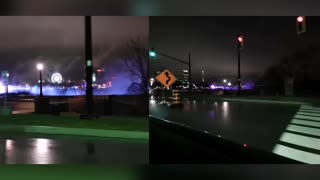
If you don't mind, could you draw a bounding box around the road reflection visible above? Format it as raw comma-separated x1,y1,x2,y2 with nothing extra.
222,101,229,120
5,140,14,151
0,136,148,164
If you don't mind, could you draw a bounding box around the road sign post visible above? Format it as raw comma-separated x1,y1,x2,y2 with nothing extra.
156,69,183,107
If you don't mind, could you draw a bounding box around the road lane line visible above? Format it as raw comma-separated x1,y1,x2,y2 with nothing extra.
273,144,320,164
286,124,320,136
293,114,320,121
291,119,320,128
297,112,320,117
279,132,320,150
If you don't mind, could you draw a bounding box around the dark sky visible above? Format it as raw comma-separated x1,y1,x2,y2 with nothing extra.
150,16,320,81
1,0,320,15
0,16,148,83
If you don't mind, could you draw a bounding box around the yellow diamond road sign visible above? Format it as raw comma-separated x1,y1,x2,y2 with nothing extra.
156,69,177,88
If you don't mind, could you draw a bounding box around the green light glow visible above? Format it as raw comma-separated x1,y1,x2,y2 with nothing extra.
86,60,92,67
149,51,156,57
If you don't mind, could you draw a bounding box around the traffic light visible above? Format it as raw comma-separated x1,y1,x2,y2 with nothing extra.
237,35,244,49
149,48,156,57
296,16,306,35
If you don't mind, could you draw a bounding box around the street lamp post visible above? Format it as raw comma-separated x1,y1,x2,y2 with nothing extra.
6,73,9,99
37,63,44,97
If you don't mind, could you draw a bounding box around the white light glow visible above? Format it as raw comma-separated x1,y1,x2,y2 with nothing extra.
37,63,44,71
5,140,14,151
51,73,63,83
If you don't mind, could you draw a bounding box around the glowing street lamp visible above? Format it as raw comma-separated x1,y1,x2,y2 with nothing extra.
223,79,227,83
228,82,232,86
36,63,44,97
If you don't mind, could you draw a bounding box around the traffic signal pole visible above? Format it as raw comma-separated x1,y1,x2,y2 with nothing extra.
85,16,93,114
237,33,241,95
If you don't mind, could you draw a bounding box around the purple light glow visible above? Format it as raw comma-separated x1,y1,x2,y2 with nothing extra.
209,81,255,91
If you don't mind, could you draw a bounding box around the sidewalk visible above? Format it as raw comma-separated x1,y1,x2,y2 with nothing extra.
208,96,318,105
0,114,149,141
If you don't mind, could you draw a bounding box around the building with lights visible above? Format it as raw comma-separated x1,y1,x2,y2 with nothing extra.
182,69,189,83
201,70,205,83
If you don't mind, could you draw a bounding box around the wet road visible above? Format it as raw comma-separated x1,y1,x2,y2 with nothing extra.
150,99,320,163
0,134,148,164
150,99,299,152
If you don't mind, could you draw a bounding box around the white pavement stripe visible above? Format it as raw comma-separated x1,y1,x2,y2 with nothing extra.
299,109,320,113
273,144,320,164
297,112,320,117
294,114,320,121
279,132,320,150
301,105,318,107
287,124,320,137
301,105,314,107
291,119,320,128
300,106,320,111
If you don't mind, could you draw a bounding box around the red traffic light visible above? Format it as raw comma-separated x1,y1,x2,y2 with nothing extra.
238,36,243,42
237,35,244,49
297,16,304,22
296,16,306,35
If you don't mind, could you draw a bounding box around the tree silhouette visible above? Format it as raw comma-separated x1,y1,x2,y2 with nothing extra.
122,38,148,95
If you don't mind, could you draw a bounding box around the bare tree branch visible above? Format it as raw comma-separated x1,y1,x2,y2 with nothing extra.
122,38,148,95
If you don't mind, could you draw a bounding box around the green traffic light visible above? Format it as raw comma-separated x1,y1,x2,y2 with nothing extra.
149,51,156,57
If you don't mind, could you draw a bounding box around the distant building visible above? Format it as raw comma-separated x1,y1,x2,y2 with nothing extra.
201,70,205,83
182,69,189,83
95,68,105,79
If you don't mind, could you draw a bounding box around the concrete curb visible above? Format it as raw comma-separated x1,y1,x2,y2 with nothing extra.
220,98,311,105
0,125,149,140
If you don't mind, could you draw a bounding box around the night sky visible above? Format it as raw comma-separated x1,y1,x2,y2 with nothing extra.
1,0,320,16
0,16,148,83
150,16,320,81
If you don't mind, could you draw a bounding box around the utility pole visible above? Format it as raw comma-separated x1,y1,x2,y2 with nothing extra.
188,52,192,93
237,39,241,95
85,16,93,114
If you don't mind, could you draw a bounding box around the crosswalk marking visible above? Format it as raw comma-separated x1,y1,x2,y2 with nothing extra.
291,119,320,128
294,114,320,121
300,106,320,111
273,105,320,164
297,111,320,117
279,132,320,150
273,144,320,164
299,109,320,113
287,124,320,137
